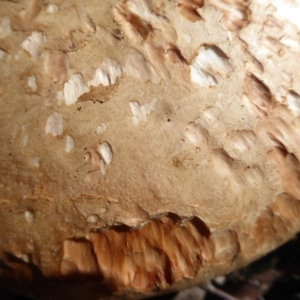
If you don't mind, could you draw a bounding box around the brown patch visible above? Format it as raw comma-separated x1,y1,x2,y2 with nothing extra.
271,193,300,221
244,75,274,117
268,147,300,200
113,2,153,44
61,238,100,277
176,0,204,22
20,0,41,22
44,51,70,84
164,45,187,64
210,230,239,262
79,84,118,103
208,0,250,31
59,214,230,291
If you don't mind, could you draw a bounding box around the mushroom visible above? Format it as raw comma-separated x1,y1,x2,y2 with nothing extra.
1,0,300,299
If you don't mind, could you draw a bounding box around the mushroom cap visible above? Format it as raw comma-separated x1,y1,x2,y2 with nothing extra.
1,0,300,299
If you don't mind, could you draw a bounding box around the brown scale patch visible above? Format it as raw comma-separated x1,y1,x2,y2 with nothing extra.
252,209,287,248
20,0,41,22
79,83,119,103
113,1,153,44
164,44,187,64
271,193,300,221
245,52,264,75
268,147,300,200
239,207,288,256
43,51,70,85
176,0,204,22
61,238,99,277
112,0,187,85
257,105,300,155
244,74,274,117
207,0,250,31
60,214,239,291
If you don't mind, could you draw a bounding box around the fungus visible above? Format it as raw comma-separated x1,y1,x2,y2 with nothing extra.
1,0,300,299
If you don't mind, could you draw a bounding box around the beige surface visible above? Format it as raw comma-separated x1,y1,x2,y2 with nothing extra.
0,0,300,298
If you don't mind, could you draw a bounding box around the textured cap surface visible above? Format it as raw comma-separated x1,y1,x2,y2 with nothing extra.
1,0,300,299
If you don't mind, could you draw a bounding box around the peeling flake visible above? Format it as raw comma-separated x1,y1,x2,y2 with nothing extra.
21,125,29,147
64,74,90,106
24,210,34,223
46,4,59,14
27,75,38,92
45,113,64,137
29,157,40,168
88,58,124,87
97,123,107,134
21,31,46,58
287,91,300,116
65,135,75,153
130,98,157,125
98,142,113,165
191,46,231,87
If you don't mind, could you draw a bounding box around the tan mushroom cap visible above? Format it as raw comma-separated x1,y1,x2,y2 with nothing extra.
1,0,300,299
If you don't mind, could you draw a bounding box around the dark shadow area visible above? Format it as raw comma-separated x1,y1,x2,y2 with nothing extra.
0,252,116,300
206,233,300,300
0,290,33,300
190,216,211,238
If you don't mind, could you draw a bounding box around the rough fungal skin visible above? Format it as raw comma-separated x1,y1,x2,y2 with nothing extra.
1,0,300,299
